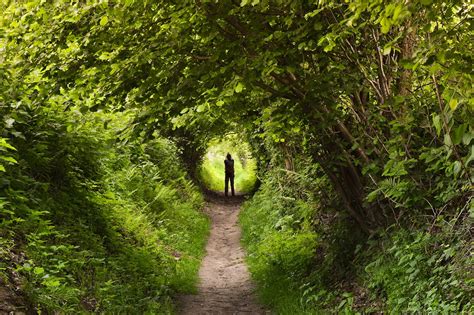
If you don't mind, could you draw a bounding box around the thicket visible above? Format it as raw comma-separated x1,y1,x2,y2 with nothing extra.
235,0,473,312
0,2,212,313
0,106,208,313
241,148,472,313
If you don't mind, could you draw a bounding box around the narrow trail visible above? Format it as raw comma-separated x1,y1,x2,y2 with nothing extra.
177,192,267,315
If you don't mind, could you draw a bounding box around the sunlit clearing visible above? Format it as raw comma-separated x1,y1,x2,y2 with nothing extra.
199,136,257,194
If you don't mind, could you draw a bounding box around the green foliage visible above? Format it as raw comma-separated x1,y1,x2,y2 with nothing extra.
363,225,473,313
0,0,472,313
240,180,318,314
0,138,17,173
240,147,472,313
0,109,209,313
239,155,344,313
199,137,257,193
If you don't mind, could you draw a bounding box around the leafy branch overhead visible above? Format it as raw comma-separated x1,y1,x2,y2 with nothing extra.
0,0,472,313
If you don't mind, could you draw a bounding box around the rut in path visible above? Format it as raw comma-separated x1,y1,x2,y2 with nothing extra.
177,192,267,315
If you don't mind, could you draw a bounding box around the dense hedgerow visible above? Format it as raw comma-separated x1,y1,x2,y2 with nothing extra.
0,108,209,313
240,157,473,314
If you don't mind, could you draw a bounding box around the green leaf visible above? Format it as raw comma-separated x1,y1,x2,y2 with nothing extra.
0,156,17,164
449,98,458,110
43,278,60,287
320,36,336,52
462,130,474,145
98,52,112,61
382,159,408,176
235,83,244,93
0,139,16,151
366,189,381,202
216,100,224,106
0,164,5,172
432,115,441,136
382,45,392,55
466,146,474,165
5,118,15,128
33,267,44,275
380,17,391,34
451,124,467,145
453,161,461,176
392,5,403,21
196,104,206,112
444,133,452,147
170,117,181,128
100,16,109,26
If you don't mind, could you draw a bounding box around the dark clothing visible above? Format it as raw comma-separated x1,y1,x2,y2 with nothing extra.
224,158,235,196
225,173,235,197
224,159,234,175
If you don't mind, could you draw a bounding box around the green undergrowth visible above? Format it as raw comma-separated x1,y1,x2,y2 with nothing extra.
0,109,209,313
199,137,257,193
240,177,322,314
240,165,473,314
361,222,473,313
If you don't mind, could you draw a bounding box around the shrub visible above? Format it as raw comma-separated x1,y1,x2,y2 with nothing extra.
0,109,209,313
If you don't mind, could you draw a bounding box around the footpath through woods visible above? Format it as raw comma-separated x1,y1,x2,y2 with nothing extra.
177,192,267,315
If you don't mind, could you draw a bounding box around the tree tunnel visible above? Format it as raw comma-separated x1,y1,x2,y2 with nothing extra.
2,1,472,313
2,0,470,235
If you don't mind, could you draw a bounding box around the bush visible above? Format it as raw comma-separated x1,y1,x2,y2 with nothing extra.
0,108,209,313
363,226,473,313
240,152,473,313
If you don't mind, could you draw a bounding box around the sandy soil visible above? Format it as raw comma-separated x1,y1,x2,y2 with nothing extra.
177,193,267,315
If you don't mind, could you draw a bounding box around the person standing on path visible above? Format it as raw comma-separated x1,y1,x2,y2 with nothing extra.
224,153,235,197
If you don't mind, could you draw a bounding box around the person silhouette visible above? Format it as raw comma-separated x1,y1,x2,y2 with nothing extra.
224,153,235,196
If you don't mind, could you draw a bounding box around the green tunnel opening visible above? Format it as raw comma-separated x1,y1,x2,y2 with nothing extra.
198,135,257,194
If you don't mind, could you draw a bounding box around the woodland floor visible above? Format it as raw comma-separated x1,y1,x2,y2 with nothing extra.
177,191,267,315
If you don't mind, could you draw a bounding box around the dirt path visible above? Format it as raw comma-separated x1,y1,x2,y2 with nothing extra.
177,193,267,315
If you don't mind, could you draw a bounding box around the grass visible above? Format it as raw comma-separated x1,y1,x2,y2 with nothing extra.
199,140,257,194
164,202,210,294
239,180,326,314
252,275,317,315
0,112,211,314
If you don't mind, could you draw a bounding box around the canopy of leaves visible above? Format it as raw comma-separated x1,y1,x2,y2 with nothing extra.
0,0,472,312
